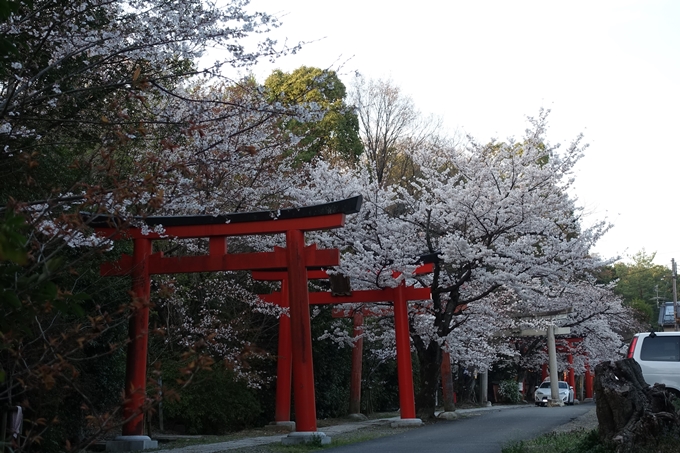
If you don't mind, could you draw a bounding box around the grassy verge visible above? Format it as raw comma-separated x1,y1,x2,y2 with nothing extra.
502,428,680,453
502,429,613,453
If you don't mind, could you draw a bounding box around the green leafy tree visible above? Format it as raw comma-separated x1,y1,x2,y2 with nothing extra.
265,66,363,164
610,250,672,325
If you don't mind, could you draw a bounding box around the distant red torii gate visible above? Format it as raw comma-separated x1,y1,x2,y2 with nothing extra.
256,264,432,427
540,337,594,400
88,196,362,449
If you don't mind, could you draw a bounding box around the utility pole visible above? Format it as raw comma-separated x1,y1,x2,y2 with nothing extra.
673,259,678,331
651,284,662,308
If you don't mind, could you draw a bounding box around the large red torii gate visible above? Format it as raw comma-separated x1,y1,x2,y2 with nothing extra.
87,196,362,450
255,264,432,428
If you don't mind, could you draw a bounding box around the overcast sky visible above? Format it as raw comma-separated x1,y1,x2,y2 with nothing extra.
228,0,680,267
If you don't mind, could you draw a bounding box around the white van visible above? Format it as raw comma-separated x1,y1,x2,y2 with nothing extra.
627,332,680,395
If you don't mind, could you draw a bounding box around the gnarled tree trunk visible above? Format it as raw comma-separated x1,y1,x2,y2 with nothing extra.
414,340,440,420
595,358,680,451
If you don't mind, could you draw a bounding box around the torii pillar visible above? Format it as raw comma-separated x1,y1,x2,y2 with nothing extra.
124,238,153,439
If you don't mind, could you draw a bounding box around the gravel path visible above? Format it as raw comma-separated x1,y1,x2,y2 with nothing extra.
552,405,598,433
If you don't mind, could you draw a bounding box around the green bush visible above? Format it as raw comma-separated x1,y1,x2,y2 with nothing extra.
499,379,521,404
311,307,352,418
162,364,262,434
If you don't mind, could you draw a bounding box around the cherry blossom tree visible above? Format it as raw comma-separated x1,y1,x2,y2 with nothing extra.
0,0,326,449
289,110,637,419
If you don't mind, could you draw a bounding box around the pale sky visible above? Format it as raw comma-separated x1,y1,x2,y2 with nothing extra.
229,0,680,267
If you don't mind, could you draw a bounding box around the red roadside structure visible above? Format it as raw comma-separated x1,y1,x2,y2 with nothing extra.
539,338,594,400
256,263,433,427
87,196,362,449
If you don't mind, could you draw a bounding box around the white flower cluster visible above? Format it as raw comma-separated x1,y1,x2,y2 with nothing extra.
287,111,633,373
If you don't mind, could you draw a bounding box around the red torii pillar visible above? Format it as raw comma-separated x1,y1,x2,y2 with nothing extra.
259,269,431,427
333,306,457,414
90,196,361,449
252,269,329,428
349,310,364,415
440,350,456,410
585,364,594,399
330,305,397,416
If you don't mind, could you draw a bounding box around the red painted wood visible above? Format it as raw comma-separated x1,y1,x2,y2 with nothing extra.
440,350,455,411
585,364,594,398
261,288,430,307
393,283,417,419
274,279,293,423
122,238,152,436
414,263,434,275
95,213,346,240
252,270,329,281
252,263,433,281
349,312,364,414
285,229,318,432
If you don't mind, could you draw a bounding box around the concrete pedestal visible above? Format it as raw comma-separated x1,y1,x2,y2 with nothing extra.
281,431,331,446
548,399,565,407
106,435,158,452
390,418,423,428
264,421,296,432
437,411,459,420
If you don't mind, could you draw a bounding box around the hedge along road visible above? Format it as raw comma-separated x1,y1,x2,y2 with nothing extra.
324,403,595,453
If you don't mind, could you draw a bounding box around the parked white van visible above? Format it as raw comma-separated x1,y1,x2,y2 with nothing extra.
627,331,680,395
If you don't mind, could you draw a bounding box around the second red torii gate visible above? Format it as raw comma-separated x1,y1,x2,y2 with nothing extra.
256,264,432,426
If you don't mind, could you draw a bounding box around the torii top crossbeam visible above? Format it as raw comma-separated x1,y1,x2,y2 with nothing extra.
86,196,362,239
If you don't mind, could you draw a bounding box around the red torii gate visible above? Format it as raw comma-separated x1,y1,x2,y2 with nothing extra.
256,265,432,427
88,196,362,449
540,337,594,400
331,304,459,414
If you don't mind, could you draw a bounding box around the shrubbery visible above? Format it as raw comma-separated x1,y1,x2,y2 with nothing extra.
499,380,522,404
162,364,262,434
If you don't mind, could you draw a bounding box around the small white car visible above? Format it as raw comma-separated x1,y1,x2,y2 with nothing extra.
534,380,574,406
627,331,680,395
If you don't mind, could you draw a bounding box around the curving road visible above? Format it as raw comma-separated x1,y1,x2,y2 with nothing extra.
325,403,595,453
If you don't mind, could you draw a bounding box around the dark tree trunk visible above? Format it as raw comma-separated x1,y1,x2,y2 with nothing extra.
595,358,680,451
414,340,441,420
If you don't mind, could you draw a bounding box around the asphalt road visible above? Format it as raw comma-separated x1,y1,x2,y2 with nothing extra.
324,403,595,453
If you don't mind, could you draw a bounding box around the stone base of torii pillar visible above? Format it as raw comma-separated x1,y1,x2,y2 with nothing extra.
105,435,158,452
390,418,424,428
264,421,296,432
281,431,332,446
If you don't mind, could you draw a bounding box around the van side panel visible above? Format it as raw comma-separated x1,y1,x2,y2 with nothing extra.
633,333,680,393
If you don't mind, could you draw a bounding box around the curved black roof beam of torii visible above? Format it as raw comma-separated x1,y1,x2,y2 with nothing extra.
82,195,363,229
